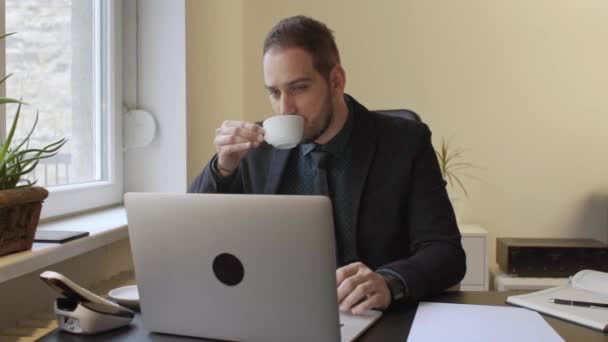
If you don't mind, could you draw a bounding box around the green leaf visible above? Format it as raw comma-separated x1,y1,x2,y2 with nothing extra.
13,160,40,178
0,73,14,85
0,102,22,162
4,138,67,165
10,110,40,153
0,98,22,105
0,32,17,41
434,136,481,197
451,174,469,197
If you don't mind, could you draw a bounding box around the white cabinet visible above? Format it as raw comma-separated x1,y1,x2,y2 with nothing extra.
460,225,488,291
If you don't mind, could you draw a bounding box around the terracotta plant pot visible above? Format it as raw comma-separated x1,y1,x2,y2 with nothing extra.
0,186,49,256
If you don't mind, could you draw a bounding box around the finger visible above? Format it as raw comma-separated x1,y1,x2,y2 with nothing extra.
214,134,249,146
351,293,381,315
337,272,368,302
217,126,265,143
218,141,256,155
336,262,364,286
339,281,373,312
222,120,264,133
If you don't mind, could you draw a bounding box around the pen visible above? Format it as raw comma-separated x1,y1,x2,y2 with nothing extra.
550,298,608,309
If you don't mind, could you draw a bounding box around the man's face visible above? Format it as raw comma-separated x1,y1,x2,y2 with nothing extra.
263,47,334,143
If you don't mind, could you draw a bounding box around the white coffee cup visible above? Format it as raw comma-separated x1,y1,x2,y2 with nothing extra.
263,115,304,149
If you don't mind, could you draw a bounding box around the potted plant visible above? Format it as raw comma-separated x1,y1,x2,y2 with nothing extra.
435,137,478,222
0,32,67,256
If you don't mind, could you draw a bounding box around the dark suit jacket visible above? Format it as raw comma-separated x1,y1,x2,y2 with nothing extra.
189,95,466,303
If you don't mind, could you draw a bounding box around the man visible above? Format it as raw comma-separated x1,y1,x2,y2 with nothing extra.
189,15,466,315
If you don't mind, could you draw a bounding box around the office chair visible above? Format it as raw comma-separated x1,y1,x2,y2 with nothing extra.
374,109,422,122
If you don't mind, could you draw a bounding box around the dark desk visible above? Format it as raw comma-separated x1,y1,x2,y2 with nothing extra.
42,291,607,342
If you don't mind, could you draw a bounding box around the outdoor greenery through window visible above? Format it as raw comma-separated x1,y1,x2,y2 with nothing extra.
5,0,99,188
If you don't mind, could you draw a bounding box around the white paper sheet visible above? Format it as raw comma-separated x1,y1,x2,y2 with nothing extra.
407,302,564,342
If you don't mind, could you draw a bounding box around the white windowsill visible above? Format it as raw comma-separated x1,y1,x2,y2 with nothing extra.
0,206,128,284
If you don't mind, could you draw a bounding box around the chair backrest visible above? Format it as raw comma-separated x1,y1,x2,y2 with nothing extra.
374,109,422,122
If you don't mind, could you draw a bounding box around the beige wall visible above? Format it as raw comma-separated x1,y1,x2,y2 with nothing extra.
187,0,243,181
187,0,608,263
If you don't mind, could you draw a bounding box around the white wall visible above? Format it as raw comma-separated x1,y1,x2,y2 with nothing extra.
124,0,188,193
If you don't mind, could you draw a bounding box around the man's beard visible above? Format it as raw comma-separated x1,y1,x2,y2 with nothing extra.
302,95,333,144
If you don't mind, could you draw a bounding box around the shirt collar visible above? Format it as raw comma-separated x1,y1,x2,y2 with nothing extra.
300,141,317,155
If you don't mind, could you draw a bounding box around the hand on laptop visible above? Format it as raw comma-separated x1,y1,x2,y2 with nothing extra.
336,262,391,315
214,120,265,176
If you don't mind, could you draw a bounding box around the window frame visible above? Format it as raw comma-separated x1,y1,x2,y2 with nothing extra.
1,0,125,219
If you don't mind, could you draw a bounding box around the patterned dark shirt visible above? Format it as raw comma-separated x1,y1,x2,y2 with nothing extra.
278,105,357,267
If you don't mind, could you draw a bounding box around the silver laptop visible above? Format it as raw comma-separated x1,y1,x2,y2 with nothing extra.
125,193,381,342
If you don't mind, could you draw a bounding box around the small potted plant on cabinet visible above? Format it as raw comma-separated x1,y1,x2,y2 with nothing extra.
435,137,478,222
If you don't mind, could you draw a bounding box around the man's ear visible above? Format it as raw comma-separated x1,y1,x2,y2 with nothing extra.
329,65,346,94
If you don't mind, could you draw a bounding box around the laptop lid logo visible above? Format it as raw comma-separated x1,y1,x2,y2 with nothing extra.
212,253,244,286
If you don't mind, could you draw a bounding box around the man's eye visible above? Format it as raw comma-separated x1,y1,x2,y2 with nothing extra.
291,84,309,93
268,90,280,98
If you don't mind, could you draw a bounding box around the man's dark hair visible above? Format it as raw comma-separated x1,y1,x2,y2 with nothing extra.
263,15,341,78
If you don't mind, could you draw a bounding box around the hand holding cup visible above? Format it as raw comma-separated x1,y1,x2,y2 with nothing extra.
214,120,265,176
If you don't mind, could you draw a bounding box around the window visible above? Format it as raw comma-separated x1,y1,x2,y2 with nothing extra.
2,0,123,218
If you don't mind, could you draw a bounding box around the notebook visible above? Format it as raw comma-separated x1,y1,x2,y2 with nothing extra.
506,269,608,332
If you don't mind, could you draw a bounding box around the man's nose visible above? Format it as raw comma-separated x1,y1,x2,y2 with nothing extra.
279,94,295,115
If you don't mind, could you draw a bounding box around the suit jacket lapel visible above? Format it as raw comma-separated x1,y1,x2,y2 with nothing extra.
264,148,291,194
347,104,376,235
263,94,377,222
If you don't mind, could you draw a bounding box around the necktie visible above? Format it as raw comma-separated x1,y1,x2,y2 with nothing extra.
310,150,330,196
311,147,357,266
